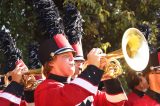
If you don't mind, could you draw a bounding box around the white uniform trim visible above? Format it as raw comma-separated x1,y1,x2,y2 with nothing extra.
105,92,128,103
0,92,21,104
71,78,98,94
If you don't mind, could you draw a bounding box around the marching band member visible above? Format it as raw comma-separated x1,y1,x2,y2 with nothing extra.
134,48,160,106
124,71,149,106
63,3,127,106
0,29,37,106
33,0,106,106
63,3,85,80
0,61,28,106
23,42,43,106
0,29,29,106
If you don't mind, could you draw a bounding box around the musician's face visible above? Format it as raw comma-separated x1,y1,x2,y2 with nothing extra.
50,52,75,77
75,60,84,75
150,71,160,82
148,69,160,89
139,76,149,92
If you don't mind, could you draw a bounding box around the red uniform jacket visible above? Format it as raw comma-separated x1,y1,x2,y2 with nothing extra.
92,90,126,106
34,65,103,106
133,89,160,106
91,78,127,106
124,89,145,106
34,65,127,106
0,81,27,106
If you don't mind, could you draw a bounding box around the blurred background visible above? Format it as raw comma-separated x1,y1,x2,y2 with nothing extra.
0,0,160,92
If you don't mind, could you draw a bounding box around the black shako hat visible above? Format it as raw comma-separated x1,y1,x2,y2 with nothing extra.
33,0,75,65
38,34,75,65
0,30,22,73
63,4,85,61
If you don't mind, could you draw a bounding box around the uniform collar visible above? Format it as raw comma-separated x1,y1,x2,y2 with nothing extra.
146,89,160,103
47,74,70,84
133,89,145,97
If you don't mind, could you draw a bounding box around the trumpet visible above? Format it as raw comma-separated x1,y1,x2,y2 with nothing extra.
23,68,42,75
4,68,43,90
95,28,149,79
21,68,43,90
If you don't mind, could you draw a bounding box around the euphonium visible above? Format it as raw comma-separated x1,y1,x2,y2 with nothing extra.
102,58,123,79
101,28,149,79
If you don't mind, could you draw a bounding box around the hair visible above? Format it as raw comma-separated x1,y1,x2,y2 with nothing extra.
126,71,144,90
42,55,57,77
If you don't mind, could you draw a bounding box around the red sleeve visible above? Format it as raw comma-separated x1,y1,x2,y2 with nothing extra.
133,99,145,106
0,81,23,105
35,81,93,106
0,98,28,106
133,95,159,106
93,90,127,106
20,100,28,106
35,65,104,106
0,97,20,106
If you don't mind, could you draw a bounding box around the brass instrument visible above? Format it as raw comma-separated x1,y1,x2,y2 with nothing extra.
101,58,122,80
4,68,43,90
102,28,149,78
24,68,42,75
22,68,43,90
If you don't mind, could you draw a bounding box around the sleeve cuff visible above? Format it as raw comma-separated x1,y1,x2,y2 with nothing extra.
0,81,24,104
103,78,123,94
71,65,104,94
79,65,104,85
105,92,128,103
103,79,128,102
4,81,24,98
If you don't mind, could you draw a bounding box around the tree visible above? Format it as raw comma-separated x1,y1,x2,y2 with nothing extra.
0,0,159,89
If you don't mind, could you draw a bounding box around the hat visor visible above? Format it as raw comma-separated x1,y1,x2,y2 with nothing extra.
51,47,76,57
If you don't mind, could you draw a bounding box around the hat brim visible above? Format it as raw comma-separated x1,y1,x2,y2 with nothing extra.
50,47,76,57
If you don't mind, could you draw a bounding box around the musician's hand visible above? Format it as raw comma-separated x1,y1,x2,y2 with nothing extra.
101,74,112,81
10,63,23,83
99,57,107,70
16,59,28,73
87,48,106,68
10,60,29,83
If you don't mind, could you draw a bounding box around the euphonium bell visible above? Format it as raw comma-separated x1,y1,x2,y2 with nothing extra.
102,28,149,78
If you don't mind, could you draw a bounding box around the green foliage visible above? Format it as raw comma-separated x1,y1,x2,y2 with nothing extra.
0,0,160,90
100,42,111,53
0,0,37,65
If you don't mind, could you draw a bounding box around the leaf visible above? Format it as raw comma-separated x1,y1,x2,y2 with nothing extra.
100,42,111,53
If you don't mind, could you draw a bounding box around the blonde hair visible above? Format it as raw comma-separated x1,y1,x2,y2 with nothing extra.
42,56,57,77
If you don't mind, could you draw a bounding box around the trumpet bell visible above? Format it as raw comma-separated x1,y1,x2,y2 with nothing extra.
122,28,149,71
